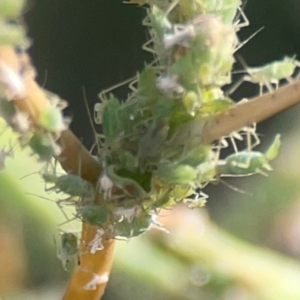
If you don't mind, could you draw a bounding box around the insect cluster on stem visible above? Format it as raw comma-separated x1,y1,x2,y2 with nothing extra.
67,0,288,248
0,0,291,262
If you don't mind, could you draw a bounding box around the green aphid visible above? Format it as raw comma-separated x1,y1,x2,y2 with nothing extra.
219,135,281,176
29,133,61,162
38,106,67,133
182,91,201,116
220,151,267,175
102,95,123,147
150,180,174,208
0,21,26,47
137,119,169,166
169,184,194,202
150,5,172,42
196,161,217,186
0,99,29,133
0,0,24,19
172,15,236,87
118,151,137,171
168,100,194,137
137,67,160,102
152,96,174,119
212,0,242,25
169,0,203,22
249,57,298,94
179,145,211,167
184,193,208,209
42,173,94,198
113,213,152,239
107,165,148,200
156,163,197,185
199,98,233,115
57,232,78,270
61,232,78,256
81,204,111,226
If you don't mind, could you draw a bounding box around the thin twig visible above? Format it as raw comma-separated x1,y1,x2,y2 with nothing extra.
202,79,300,143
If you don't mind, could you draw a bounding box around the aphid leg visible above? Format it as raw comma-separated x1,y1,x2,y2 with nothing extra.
260,81,274,95
247,125,260,149
164,0,179,16
28,193,72,221
53,236,68,271
57,216,78,228
98,75,137,103
229,135,239,153
128,76,139,94
234,27,264,53
225,74,247,96
142,38,158,55
218,178,250,195
233,6,250,30
82,86,102,153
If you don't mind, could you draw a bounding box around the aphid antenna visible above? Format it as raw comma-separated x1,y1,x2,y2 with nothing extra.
26,193,71,221
123,0,148,6
82,86,102,154
19,161,57,180
239,126,261,150
225,55,250,95
233,5,250,31
218,178,251,195
98,75,137,103
19,170,43,180
234,27,264,53
142,38,160,58
164,0,179,17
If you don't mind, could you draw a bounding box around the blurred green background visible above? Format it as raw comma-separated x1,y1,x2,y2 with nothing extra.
2,0,300,299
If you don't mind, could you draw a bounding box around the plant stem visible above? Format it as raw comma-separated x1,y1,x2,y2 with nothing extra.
62,225,115,300
202,79,300,143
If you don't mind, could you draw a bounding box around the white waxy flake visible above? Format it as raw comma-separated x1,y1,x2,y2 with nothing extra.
113,206,137,223
84,273,109,290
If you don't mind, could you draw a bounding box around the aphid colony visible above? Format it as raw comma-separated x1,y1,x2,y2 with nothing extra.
69,0,291,252
0,0,293,266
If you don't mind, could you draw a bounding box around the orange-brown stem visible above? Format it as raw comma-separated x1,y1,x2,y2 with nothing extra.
62,224,115,300
202,79,300,143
